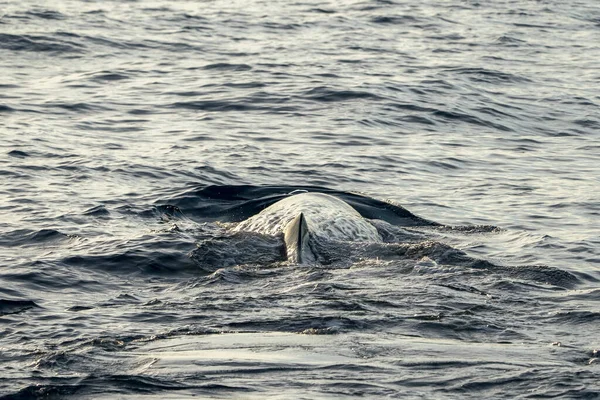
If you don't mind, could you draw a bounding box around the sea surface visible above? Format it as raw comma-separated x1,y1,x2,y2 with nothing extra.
1,0,599,398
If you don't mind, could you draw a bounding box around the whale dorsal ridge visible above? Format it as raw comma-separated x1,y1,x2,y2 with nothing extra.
283,213,315,264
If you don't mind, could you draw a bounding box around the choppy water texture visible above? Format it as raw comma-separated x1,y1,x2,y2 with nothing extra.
1,0,599,398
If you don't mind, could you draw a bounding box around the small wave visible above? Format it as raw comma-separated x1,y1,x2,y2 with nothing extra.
67,305,95,312
25,9,66,20
85,35,150,50
432,110,513,132
89,72,130,82
513,22,556,29
309,8,336,14
396,115,436,125
475,106,518,119
142,6,174,13
261,22,303,30
141,38,203,52
44,102,111,112
167,90,294,112
573,118,599,129
226,315,365,333
433,225,502,234
0,104,16,113
59,233,199,275
191,232,285,270
547,310,600,325
448,67,531,84
495,35,527,45
7,149,30,158
202,63,253,71
0,228,70,247
0,299,40,316
171,100,262,112
82,205,110,217
1,375,238,400
0,33,84,53
0,380,82,399
490,265,580,288
303,86,383,102
61,250,195,274
371,15,420,24
223,81,267,89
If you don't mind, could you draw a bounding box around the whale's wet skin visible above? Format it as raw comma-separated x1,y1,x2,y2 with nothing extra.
233,192,382,263
235,192,381,242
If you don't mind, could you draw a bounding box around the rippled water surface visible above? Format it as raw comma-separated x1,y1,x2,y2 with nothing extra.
1,0,599,398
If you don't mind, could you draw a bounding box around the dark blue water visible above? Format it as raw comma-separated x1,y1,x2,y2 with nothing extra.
1,0,599,398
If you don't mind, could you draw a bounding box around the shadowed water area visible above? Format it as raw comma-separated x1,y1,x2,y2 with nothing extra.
1,0,599,398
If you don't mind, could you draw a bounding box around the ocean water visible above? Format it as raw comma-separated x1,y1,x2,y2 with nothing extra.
1,0,599,398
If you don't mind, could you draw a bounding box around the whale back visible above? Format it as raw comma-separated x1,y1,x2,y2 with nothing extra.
234,193,381,262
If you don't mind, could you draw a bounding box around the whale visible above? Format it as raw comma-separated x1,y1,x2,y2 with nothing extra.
233,192,382,263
